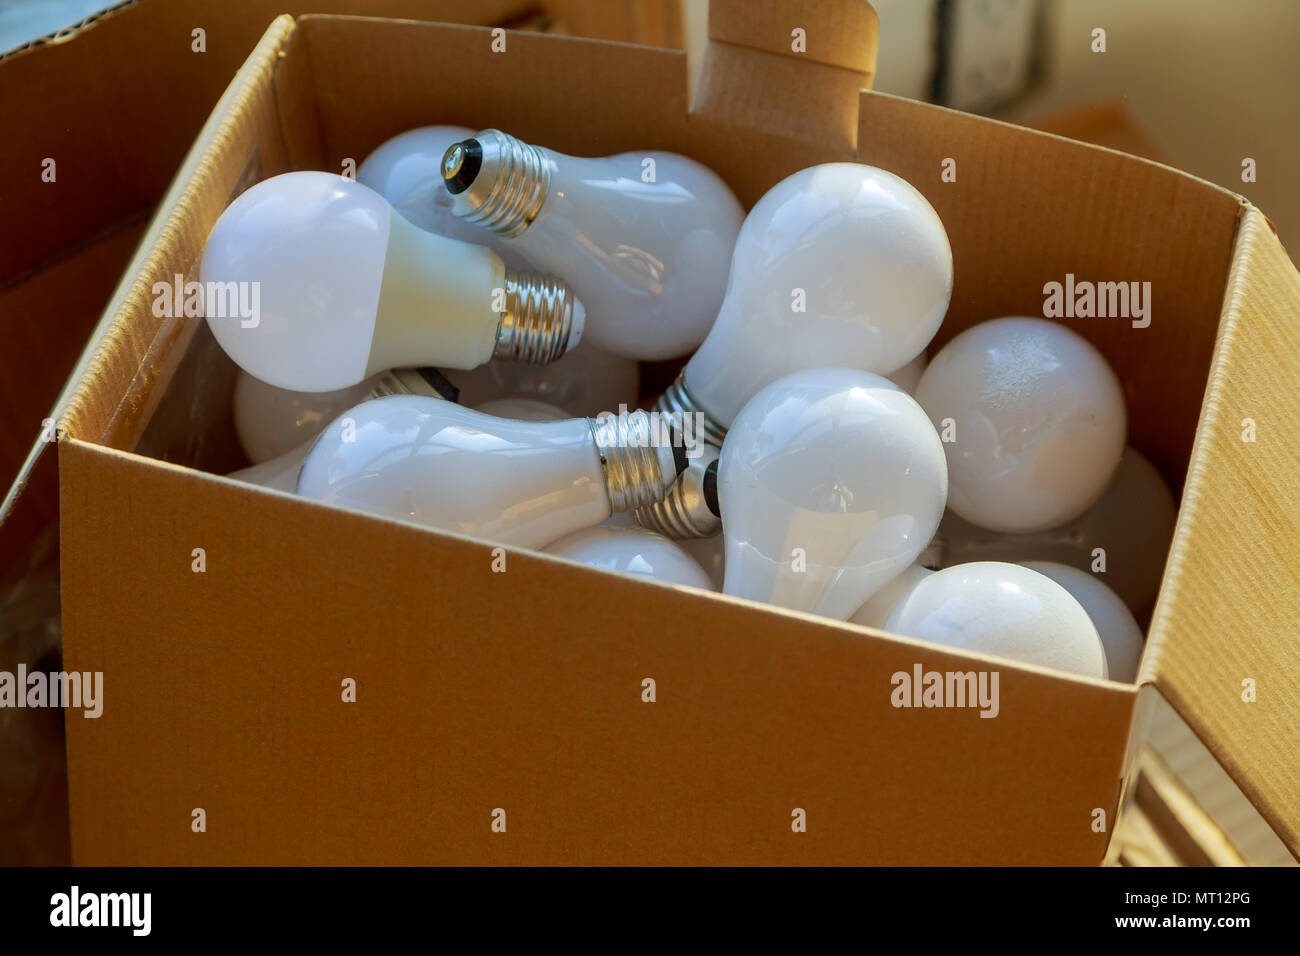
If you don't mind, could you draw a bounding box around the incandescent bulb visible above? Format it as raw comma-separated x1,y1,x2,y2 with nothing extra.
544,526,714,590
444,340,640,418
201,171,583,392
717,368,948,620
659,163,952,439
916,316,1127,534
883,561,1107,678
358,124,536,273
473,397,569,421
937,447,1176,614
296,395,683,549
1021,561,1144,682
441,129,743,360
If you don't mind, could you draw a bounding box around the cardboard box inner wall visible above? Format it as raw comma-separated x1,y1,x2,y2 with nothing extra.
49,8,1300,863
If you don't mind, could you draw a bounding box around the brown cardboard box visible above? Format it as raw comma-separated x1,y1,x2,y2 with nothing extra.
15,1,1300,864
0,0,686,587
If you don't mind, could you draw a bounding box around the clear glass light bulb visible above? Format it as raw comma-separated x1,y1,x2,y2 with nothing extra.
916,316,1127,535
660,163,953,436
357,124,536,273
201,171,584,393
296,395,682,549
937,447,1176,615
849,563,934,630
717,368,948,621
441,129,744,360
883,561,1108,679
544,526,714,590
443,340,640,418
1022,561,1144,683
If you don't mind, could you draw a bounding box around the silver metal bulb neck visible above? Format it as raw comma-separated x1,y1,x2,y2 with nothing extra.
589,409,677,513
635,446,721,539
493,269,579,365
366,367,459,401
654,374,728,449
442,129,550,238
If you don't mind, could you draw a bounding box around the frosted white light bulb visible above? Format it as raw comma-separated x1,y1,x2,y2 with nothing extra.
201,171,583,393
849,564,934,630
297,395,682,549
544,526,714,590
442,129,743,360
232,366,457,464
916,317,1127,534
938,446,1176,614
233,369,378,464
357,124,536,273
885,353,928,395
717,368,948,621
227,444,309,493
1022,561,1144,682
678,535,725,591
444,340,640,418
473,397,569,421
883,561,1107,679
660,163,952,439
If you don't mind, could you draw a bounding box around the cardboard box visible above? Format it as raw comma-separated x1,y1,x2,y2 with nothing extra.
0,0,686,587
16,1,1300,864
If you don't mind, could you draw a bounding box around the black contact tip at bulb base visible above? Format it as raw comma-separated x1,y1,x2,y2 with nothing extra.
702,459,720,518
441,139,483,195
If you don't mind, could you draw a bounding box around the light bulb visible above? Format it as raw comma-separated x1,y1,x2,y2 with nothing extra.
849,564,934,630
296,395,683,549
658,163,952,440
441,129,743,360
358,124,536,273
444,340,640,418
1021,561,1144,682
232,366,457,467
885,353,928,395
916,316,1127,534
201,171,584,393
716,368,948,621
883,561,1107,679
936,447,1176,614
473,397,569,421
544,526,714,590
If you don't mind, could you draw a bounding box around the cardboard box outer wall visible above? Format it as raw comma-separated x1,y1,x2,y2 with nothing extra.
15,1,1300,863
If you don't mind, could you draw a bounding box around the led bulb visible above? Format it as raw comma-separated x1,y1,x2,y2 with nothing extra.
1021,561,1144,682
442,129,744,360
849,564,934,630
473,397,569,421
544,526,714,590
358,124,536,273
296,395,682,549
201,171,583,392
916,316,1127,534
883,561,1107,679
659,163,952,436
937,447,1176,614
444,340,640,418
717,368,948,621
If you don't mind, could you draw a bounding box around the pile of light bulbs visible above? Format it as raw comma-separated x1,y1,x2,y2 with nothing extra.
204,125,1176,685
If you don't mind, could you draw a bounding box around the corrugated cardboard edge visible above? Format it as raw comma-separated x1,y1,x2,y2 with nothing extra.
1141,205,1300,859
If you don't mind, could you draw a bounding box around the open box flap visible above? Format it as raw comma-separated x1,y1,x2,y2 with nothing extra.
1140,206,1300,858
